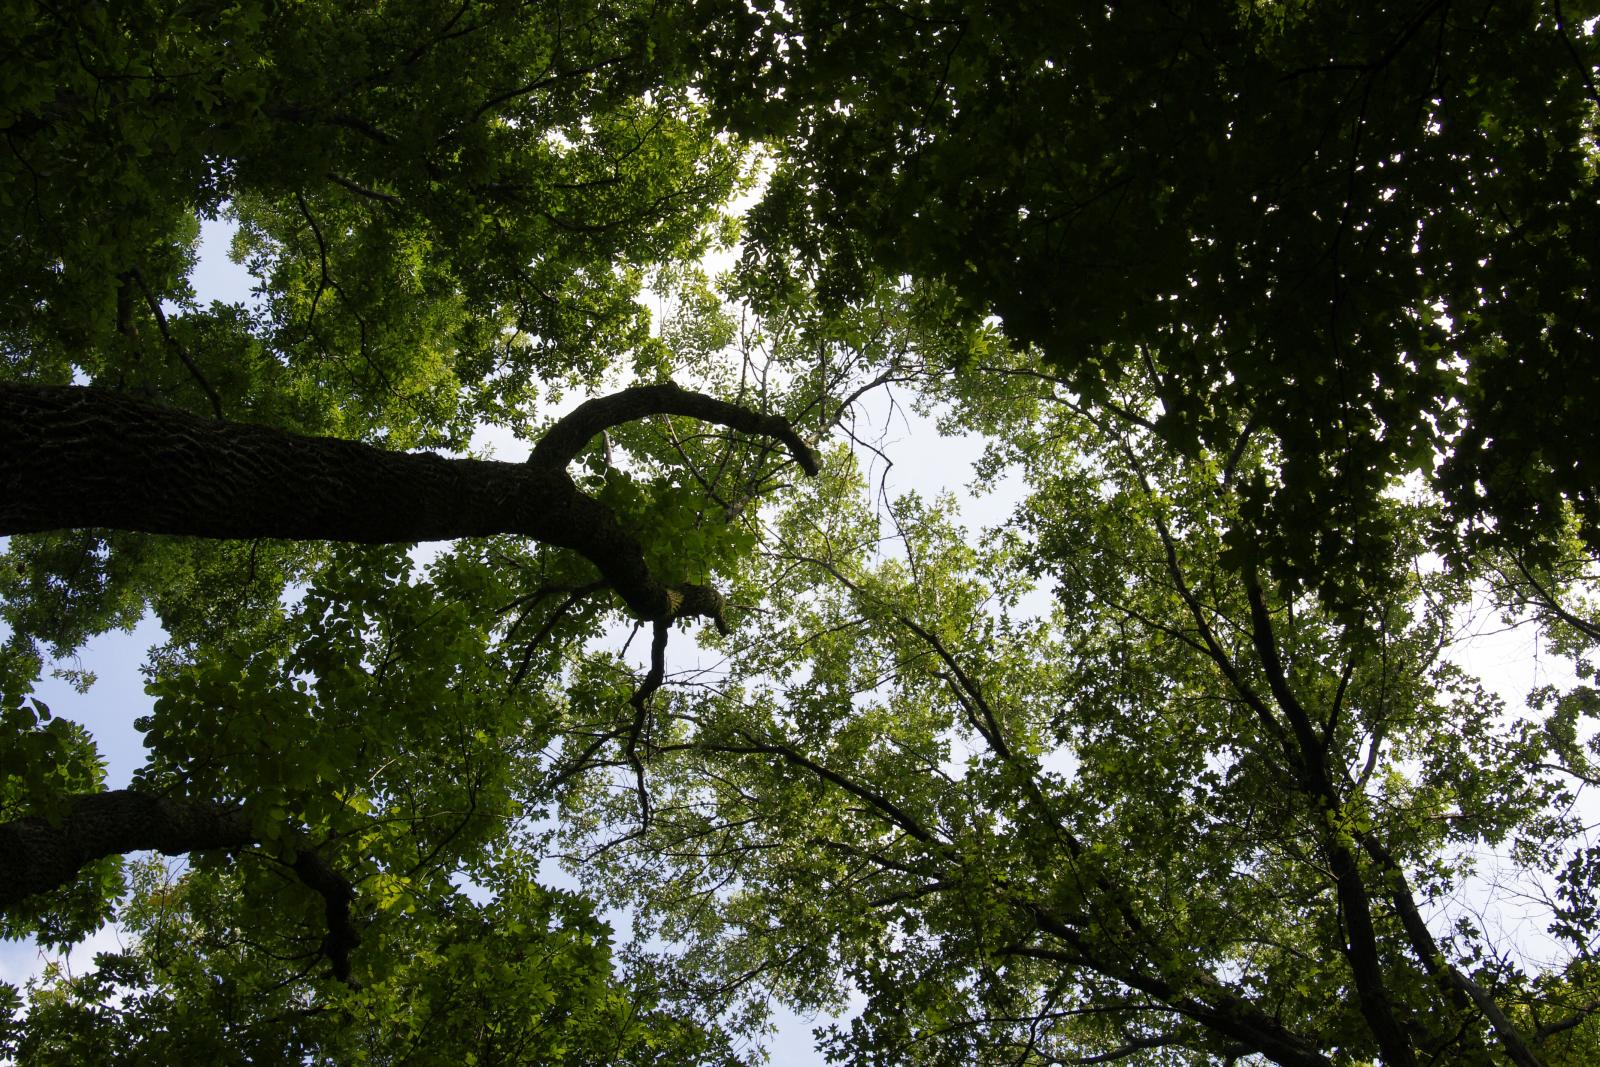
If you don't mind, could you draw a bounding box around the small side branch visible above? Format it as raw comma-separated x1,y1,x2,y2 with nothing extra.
506,580,609,690
326,171,404,207
129,268,225,419
624,620,672,827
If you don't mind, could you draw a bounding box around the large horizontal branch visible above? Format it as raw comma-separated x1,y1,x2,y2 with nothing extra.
0,383,814,623
0,789,360,979
0,384,597,543
0,790,253,906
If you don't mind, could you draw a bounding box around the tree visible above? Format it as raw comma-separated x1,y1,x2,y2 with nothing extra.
5,1,1600,1064
559,343,1600,1064
1,0,785,1058
698,0,1600,598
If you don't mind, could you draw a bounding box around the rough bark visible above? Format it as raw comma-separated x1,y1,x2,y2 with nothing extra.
0,382,817,623
0,790,253,906
0,789,362,979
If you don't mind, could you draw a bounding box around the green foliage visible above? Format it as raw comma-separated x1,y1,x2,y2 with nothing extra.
0,0,759,1057
6,858,740,1066
0,697,120,947
4,2,1600,1065
558,344,1600,1063
703,0,1600,601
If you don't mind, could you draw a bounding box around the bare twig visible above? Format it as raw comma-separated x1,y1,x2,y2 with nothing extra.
129,268,225,419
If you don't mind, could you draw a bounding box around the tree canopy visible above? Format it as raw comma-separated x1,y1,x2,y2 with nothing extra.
709,0,1600,599
3,1,1600,1064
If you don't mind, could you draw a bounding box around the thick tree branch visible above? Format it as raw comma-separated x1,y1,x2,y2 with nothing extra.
0,790,252,907
1004,935,1332,1067
1137,474,1291,757
288,846,360,982
0,382,811,627
0,789,360,980
1241,570,1325,766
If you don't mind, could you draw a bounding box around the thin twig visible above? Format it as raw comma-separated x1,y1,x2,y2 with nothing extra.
129,269,224,419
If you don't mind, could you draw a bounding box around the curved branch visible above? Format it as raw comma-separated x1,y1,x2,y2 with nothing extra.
325,171,403,207
529,381,820,475
0,789,361,980
288,847,360,982
0,382,811,627
690,735,945,848
1511,554,1600,643
624,619,672,827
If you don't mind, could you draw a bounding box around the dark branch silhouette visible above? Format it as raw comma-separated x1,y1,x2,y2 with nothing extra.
0,789,360,980
0,380,815,627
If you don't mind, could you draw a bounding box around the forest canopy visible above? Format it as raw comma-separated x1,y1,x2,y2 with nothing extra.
3,2,1600,1064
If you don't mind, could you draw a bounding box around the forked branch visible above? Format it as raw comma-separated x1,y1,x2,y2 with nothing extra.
0,380,816,631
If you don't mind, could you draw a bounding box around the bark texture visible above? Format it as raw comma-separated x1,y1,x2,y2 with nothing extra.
0,790,252,907
0,789,361,978
0,382,817,623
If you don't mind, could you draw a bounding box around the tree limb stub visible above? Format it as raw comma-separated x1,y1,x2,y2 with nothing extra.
0,789,360,980
0,382,815,625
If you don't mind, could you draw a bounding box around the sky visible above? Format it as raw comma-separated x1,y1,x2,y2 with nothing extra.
3,216,1591,1062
